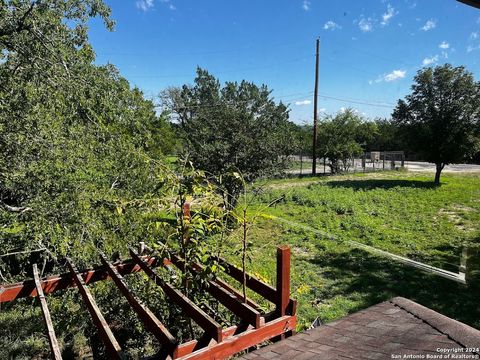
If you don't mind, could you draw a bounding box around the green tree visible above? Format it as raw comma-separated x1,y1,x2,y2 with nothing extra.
163,68,296,202
393,64,480,184
0,1,180,357
0,0,174,269
365,118,405,152
317,109,375,173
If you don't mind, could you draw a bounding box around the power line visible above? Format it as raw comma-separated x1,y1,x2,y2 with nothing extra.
317,93,396,108
95,38,316,58
124,54,314,79
151,91,396,111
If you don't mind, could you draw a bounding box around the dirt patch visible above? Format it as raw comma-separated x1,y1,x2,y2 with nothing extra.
266,173,406,190
266,180,322,190
439,205,477,231
451,205,475,212
293,246,314,259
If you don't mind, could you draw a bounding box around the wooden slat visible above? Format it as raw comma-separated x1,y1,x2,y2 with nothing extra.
212,277,262,311
145,244,261,310
176,323,251,358
216,258,278,303
66,259,124,359
204,281,262,328
177,315,296,360
129,248,223,343
33,264,63,360
98,253,178,352
166,253,262,328
0,256,158,303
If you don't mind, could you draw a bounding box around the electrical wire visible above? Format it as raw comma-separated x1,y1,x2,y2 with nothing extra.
125,54,315,79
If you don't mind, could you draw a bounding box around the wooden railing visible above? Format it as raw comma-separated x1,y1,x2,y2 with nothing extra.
0,245,296,360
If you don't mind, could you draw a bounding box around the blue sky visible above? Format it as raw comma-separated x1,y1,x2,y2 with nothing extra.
88,0,480,124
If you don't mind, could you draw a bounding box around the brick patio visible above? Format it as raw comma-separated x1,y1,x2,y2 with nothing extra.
239,297,480,360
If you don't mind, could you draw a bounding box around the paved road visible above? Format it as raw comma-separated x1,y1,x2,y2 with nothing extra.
288,160,480,175
405,161,480,173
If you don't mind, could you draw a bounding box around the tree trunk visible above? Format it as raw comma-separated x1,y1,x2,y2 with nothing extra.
434,163,444,184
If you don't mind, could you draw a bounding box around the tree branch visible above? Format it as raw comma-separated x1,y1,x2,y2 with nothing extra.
2,204,32,213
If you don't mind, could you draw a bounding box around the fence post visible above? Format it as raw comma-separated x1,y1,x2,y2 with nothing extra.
276,246,291,317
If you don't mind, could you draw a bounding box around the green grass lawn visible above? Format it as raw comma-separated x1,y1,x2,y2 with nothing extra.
222,171,480,330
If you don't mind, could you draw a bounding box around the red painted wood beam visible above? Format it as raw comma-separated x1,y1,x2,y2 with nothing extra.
177,315,297,360
276,246,291,317
99,253,178,354
175,323,251,358
151,243,262,311
0,256,158,303
129,248,224,343
33,264,63,360
66,258,125,359
216,257,278,303
164,252,262,329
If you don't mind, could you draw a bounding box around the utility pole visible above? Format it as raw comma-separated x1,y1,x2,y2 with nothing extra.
312,38,320,175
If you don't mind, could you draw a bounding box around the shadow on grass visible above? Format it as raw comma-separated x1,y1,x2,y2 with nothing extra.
309,246,480,329
325,179,439,190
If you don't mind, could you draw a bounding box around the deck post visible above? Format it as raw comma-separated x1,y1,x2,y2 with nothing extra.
276,246,291,317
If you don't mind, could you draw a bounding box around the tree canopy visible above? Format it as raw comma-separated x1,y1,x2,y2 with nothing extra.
317,109,376,173
1,0,175,269
163,68,297,200
392,64,480,183
0,1,183,357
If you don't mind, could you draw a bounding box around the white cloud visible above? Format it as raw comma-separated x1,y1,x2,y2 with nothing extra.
381,4,397,26
422,55,439,66
323,20,341,31
295,99,312,106
359,17,373,32
421,19,436,31
302,0,310,11
136,0,154,11
439,41,449,49
319,108,326,113
471,32,479,40
339,107,346,113
467,45,480,53
384,69,406,81
441,51,448,59
373,70,406,83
